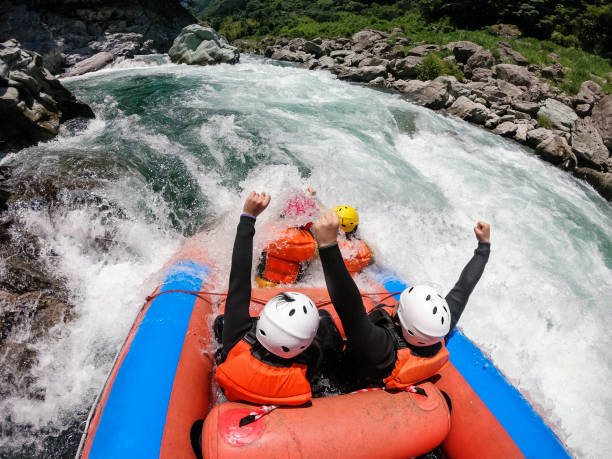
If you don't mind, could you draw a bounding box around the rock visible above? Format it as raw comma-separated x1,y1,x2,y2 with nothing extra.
393,79,427,93
337,65,387,83
0,40,94,151
447,96,489,124
541,63,564,80
573,168,612,200
407,44,440,56
485,114,500,129
270,49,301,62
535,134,577,168
493,63,537,87
351,29,385,50
511,100,540,116
537,99,578,132
60,52,114,77
303,41,324,58
470,68,493,82
287,37,306,52
358,57,389,68
574,81,605,106
493,121,517,136
303,58,318,70
514,123,533,142
497,42,528,66
575,104,591,117
526,128,554,147
381,47,406,60
571,117,610,169
590,95,612,149
317,56,336,69
466,49,495,72
368,77,386,87
447,41,483,63
168,25,239,65
488,24,521,39
330,50,352,59
370,42,392,57
404,76,457,110
389,56,422,79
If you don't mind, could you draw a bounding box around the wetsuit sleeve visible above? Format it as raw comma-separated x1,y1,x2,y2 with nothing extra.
221,216,256,360
445,242,490,337
319,244,396,372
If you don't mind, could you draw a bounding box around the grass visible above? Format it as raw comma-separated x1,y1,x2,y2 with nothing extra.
537,113,554,129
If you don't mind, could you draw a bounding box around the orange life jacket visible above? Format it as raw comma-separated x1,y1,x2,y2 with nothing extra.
260,227,316,284
370,307,450,389
215,332,312,406
338,239,372,274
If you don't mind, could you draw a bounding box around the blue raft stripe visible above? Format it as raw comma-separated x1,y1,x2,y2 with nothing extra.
89,260,209,459
375,270,569,459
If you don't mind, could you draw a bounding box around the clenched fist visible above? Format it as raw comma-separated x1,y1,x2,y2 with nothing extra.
474,221,490,243
243,191,270,217
311,210,340,248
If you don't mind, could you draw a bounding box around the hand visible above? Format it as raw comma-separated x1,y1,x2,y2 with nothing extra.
306,187,317,196
311,210,340,247
474,221,490,243
243,191,270,217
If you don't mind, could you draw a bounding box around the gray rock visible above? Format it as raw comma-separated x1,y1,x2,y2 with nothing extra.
351,29,385,50
288,37,306,52
447,41,483,63
303,41,325,58
389,56,422,79
370,42,392,56
537,98,578,132
404,76,457,109
407,44,440,56
466,49,495,72
168,25,239,65
368,76,386,87
590,95,612,149
270,49,303,62
575,104,591,117
317,56,336,69
498,42,528,66
526,128,554,147
393,79,427,93
303,58,318,70
511,100,540,116
535,135,577,168
541,63,564,80
0,40,94,151
493,64,537,87
493,121,518,136
60,52,114,77
514,123,533,142
330,50,352,59
485,115,500,129
573,168,612,200
358,57,389,68
574,80,605,106
571,117,610,169
337,65,387,83
447,96,489,125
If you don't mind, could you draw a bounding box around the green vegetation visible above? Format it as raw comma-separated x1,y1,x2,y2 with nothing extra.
415,52,464,82
196,0,612,95
537,113,554,129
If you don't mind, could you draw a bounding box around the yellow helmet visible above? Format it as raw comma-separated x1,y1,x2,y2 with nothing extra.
333,205,359,233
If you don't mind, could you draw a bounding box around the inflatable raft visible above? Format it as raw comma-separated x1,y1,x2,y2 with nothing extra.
76,243,570,459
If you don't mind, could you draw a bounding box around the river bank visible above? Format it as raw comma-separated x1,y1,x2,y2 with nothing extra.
232,30,612,201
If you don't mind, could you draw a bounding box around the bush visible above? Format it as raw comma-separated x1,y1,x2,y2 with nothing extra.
550,31,580,48
537,113,554,129
416,53,464,81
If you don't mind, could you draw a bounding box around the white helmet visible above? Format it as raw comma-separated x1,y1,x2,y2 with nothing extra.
397,285,450,347
256,292,319,358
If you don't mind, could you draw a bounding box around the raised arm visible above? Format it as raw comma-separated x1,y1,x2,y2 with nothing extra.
445,222,491,336
313,211,395,372
221,192,270,359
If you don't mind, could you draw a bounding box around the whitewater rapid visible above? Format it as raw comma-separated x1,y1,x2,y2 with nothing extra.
1,55,610,458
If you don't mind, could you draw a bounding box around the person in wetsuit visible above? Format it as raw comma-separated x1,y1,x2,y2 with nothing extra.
215,192,342,405
311,210,491,388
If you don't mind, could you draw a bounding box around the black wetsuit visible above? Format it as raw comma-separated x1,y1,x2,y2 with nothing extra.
319,241,491,381
219,215,342,384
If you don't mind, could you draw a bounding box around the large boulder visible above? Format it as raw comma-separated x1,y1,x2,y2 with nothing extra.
537,98,578,132
407,44,440,57
60,52,114,78
336,65,387,83
493,64,537,87
573,168,612,200
571,118,611,169
351,29,385,51
511,100,540,116
403,76,457,110
591,95,612,149
447,96,489,125
534,134,577,169
573,80,604,107
498,42,528,66
388,56,422,79
168,25,239,65
0,39,94,151
526,128,554,147
447,41,483,63
465,49,495,73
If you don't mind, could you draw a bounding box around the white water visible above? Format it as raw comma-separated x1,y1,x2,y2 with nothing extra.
1,56,611,457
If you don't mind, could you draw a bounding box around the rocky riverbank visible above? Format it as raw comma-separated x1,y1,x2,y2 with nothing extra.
0,0,195,77
235,29,612,200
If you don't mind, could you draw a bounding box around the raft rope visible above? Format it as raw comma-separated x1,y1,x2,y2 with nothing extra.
238,404,279,427
145,289,401,308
